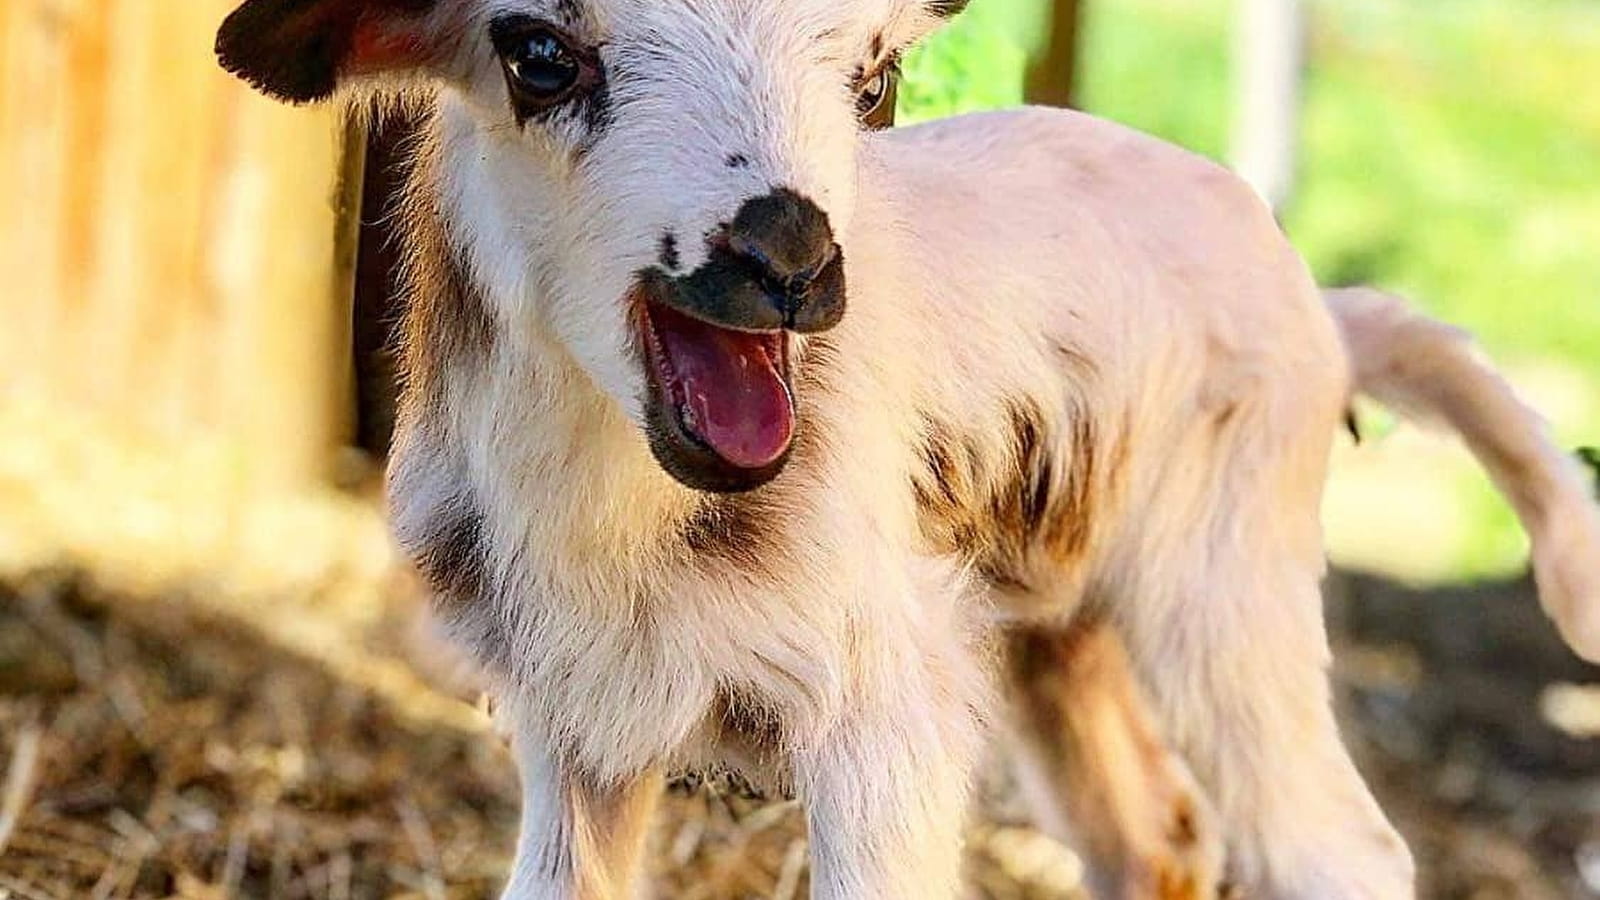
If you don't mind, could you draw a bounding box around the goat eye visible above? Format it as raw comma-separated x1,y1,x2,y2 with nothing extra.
506,30,580,98
855,64,898,130
489,16,601,123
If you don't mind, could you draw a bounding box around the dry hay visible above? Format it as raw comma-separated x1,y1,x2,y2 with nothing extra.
0,570,515,899
2,566,1597,898
0,571,1084,900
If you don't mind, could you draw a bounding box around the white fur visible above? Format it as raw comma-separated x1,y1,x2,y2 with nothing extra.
250,1,1600,896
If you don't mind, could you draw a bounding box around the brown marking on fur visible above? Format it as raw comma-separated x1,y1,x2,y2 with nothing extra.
910,413,1000,577
393,124,497,422
679,448,809,576
1040,411,1098,561
911,390,1104,591
909,340,1115,588
923,431,961,504
1040,341,1108,564
405,231,496,408
381,117,512,671
682,498,773,574
910,416,979,550
391,465,515,670
410,500,487,611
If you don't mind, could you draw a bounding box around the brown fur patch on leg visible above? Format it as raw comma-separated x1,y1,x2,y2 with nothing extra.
570,768,664,899
1007,621,1225,900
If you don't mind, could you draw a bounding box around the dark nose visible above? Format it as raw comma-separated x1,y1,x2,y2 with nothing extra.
663,188,848,334
725,189,846,333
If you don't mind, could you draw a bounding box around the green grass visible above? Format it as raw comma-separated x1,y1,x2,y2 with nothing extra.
899,0,1600,581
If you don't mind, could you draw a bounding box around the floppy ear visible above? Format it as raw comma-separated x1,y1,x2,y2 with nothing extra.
216,0,442,103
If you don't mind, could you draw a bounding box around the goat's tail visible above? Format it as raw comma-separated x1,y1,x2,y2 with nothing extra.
1325,287,1600,662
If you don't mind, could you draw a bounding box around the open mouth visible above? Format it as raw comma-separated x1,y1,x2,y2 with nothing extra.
635,290,797,493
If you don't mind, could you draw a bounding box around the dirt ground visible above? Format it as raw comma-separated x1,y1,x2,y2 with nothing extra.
1,565,1597,900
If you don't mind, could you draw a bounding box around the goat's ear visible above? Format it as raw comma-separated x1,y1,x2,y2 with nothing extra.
216,0,442,104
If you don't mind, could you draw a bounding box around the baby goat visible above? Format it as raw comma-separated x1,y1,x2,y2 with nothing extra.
217,0,1600,897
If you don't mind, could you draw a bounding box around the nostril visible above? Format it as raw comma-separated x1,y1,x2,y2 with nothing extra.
727,234,777,281
796,242,838,286
780,242,839,299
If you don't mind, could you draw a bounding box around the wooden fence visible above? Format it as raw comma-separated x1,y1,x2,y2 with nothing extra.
0,0,362,491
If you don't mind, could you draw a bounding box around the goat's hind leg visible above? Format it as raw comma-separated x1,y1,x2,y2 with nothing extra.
1005,619,1225,900
1118,413,1414,897
1123,572,1412,898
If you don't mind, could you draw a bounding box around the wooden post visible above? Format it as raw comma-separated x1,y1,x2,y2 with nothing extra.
0,0,362,491
209,96,364,490
1026,0,1084,108
1232,0,1305,212
0,0,69,397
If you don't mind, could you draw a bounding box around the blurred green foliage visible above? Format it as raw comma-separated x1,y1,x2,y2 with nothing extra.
898,0,1600,580
899,0,1035,120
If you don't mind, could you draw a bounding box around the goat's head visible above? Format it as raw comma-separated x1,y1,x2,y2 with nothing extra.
217,0,964,492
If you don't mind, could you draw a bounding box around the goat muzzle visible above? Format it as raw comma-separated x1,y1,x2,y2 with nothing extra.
655,188,846,336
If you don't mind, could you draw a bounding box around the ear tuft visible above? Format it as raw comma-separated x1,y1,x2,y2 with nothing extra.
216,0,436,104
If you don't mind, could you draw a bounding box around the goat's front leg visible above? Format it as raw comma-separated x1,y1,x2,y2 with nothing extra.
796,676,986,899
800,722,976,899
501,724,662,900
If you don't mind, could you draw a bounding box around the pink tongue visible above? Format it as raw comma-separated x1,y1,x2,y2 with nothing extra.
654,308,794,469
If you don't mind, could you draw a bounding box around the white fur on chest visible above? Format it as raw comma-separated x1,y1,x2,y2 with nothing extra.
479,490,982,784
